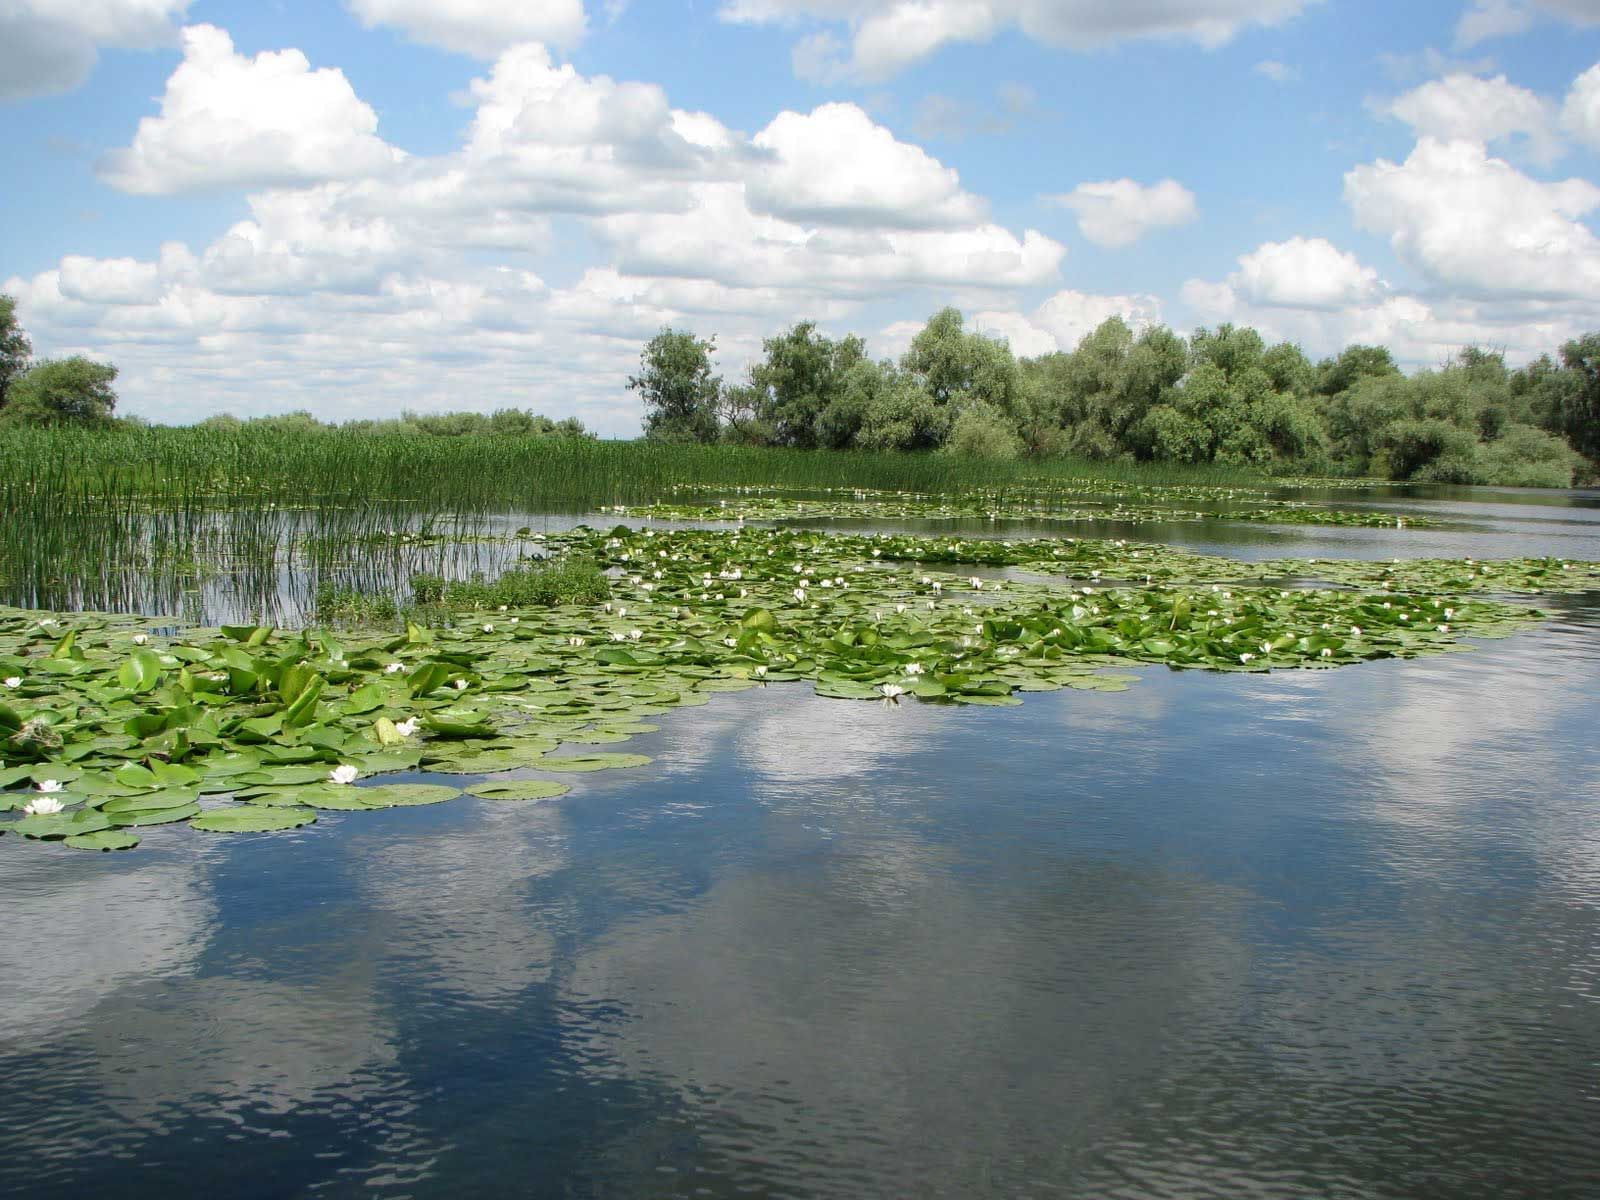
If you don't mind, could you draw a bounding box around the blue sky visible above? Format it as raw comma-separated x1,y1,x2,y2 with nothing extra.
3,0,1599,434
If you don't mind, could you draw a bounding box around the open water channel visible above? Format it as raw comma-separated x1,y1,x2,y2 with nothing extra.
2,488,1598,1198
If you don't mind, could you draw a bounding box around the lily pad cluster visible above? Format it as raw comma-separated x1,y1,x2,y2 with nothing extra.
2,523,1586,853
618,485,1438,529
1254,554,1600,594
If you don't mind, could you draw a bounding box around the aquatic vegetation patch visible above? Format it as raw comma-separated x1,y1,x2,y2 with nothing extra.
1,527,1584,853
315,559,610,625
1255,555,1600,595
608,490,1437,530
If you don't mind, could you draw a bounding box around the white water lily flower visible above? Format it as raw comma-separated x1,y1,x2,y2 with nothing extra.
384,662,405,674
1259,642,1272,654
895,603,907,614
2,677,19,689
1350,626,1362,637
394,718,420,738
878,683,906,705
23,796,66,816
1444,608,1455,619
820,579,833,588
498,605,508,612
970,577,983,589
132,633,148,645
453,679,469,691
629,629,642,641
1320,648,1333,658
905,662,924,676
723,637,737,648
611,631,627,642
569,636,586,647
793,588,807,603
755,665,767,677
482,624,494,633
37,779,65,793
1239,653,1256,664
329,765,359,785
1436,624,1450,633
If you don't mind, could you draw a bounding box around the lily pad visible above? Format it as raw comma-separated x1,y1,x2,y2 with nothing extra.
353,783,461,806
190,806,318,833
65,829,141,852
109,803,202,827
535,753,653,773
464,780,572,801
14,809,114,840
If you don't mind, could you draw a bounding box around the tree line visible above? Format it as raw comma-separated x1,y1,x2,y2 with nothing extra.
0,295,119,429
0,294,589,439
630,309,1600,487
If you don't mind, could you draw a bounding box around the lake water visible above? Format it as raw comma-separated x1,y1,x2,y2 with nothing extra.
2,491,1598,1198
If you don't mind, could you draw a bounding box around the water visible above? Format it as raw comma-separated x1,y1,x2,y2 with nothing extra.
2,496,1599,1198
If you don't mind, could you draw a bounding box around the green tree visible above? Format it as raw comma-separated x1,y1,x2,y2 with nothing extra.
0,294,32,409
1261,342,1314,396
0,357,118,427
857,372,950,451
749,322,867,449
1189,323,1264,377
814,358,891,450
629,329,721,444
1315,344,1399,397
902,307,1019,414
945,400,1023,459
1549,333,1600,461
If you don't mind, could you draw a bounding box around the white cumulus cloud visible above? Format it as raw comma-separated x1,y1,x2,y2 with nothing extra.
1379,72,1561,163
1562,61,1600,151
0,0,189,100
1049,178,1198,249
1344,136,1600,301
346,0,587,57
97,25,403,193
748,103,987,228
10,39,1071,434
722,0,1318,80
1456,0,1600,47
1229,236,1382,310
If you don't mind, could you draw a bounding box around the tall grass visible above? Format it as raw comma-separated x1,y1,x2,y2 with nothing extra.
0,425,1269,618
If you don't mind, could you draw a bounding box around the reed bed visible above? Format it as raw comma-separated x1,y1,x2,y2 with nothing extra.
0,425,1269,619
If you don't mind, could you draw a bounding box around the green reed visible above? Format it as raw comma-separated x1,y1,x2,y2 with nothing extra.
0,424,1270,619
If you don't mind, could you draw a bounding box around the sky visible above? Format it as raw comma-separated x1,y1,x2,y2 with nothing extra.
2,0,1599,436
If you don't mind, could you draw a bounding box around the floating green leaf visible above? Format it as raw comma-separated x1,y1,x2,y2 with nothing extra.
65,829,141,851
191,806,317,833
353,783,461,806
536,753,653,773
464,780,572,801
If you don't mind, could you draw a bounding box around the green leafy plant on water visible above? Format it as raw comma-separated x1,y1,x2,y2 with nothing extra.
2,526,1593,853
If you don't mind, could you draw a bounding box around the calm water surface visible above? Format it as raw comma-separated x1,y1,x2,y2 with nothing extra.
2,495,1598,1198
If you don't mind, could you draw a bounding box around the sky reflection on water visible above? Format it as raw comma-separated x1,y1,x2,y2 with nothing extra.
2,512,1599,1198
